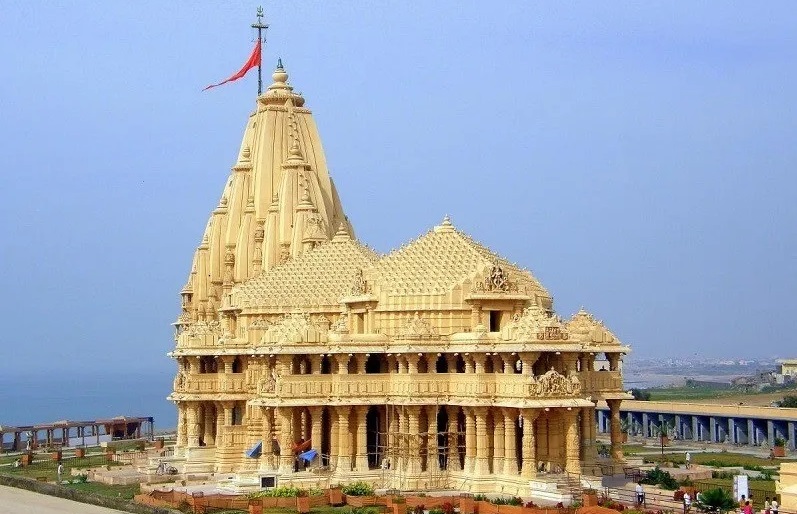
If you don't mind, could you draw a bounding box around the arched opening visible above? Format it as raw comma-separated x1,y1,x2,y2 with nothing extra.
455,355,466,373
492,355,504,373
321,355,332,374
515,416,523,471
484,357,495,373
231,356,243,373
486,409,495,473
366,406,380,469
437,407,449,470
199,356,218,373
435,354,448,373
365,354,381,374
347,356,359,374
231,403,243,426
417,356,429,374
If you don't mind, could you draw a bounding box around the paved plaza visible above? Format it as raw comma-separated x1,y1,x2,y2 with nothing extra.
0,485,123,513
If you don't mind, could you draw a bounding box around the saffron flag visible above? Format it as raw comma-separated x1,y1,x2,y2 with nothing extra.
203,39,261,91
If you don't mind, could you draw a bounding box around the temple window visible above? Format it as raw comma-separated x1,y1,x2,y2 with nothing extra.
199,356,218,374
231,357,243,373
435,355,448,373
347,356,359,374
484,356,495,373
489,311,501,332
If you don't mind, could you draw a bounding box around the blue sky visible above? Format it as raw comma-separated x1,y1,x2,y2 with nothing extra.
0,2,795,376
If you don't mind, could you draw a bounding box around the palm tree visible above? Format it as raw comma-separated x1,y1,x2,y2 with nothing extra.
694,488,737,514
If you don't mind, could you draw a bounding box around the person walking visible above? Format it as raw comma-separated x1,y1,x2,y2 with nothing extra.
685,451,691,469
742,501,753,514
683,492,692,514
56,462,63,483
636,482,645,507
771,498,778,514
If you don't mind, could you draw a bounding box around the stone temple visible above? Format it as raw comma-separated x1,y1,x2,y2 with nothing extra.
168,61,630,496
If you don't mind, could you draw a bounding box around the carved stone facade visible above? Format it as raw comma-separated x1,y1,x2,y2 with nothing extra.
168,62,630,494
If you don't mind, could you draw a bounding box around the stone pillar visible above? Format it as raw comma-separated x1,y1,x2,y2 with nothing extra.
464,408,476,472
276,407,294,472
583,405,597,462
355,406,369,471
407,354,420,374
564,409,581,474
329,409,338,466
465,356,475,374
502,408,518,475
521,408,539,478
309,355,321,374
427,407,439,473
767,420,775,446
177,402,188,447
407,406,422,475
398,409,408,472
728,418,736,444
336,406,352,471
447,409,461,471
607,353,620,371
502,354,515,374
261,407,274,468
473,407,489,475
309,407,323,457
203,403,215,445
607,399,624,461
474,354,486,374
445,354,457,373
336,354,350,374
520,352,539,375
187,403,200,447
493,408,505,474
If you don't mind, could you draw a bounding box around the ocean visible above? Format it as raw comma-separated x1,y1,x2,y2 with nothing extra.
0,371,177,431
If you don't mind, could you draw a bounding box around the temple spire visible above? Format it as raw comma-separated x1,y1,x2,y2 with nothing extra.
251,6,269,95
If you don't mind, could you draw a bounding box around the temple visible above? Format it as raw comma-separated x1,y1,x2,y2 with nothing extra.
168,60,630,495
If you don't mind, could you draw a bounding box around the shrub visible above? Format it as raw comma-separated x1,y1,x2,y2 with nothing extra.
249,485,304,498
473,494,488,502
441,501,455,514
430,509,444,514
642,466,679,490
342,481,375,497
524,501,538,508
413,505,425,514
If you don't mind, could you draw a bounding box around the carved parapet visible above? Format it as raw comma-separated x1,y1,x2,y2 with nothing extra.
528,368,581,397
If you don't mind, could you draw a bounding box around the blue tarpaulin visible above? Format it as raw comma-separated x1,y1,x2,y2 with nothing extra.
246,441,262,458
298,449,317,462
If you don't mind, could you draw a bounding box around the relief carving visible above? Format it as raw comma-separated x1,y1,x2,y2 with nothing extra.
396,312,436,340
529,368,581,397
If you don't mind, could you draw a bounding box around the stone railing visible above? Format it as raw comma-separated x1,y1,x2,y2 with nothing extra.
268,370,623,404
175,374,248,394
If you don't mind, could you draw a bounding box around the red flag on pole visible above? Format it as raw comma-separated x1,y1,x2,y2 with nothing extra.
203,39,262,91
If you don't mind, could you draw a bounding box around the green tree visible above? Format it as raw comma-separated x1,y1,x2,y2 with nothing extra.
630,388,651,401
694,488,737,514
778,395,797,408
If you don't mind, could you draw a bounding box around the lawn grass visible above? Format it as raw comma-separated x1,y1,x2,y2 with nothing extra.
644,451,794,468
693,478,776,508
1,454,125,479
62,481,141,500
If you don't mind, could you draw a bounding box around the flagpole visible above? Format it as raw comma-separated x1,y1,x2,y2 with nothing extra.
251,6,268,95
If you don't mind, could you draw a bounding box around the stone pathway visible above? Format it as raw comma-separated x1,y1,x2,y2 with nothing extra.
0,485,124,513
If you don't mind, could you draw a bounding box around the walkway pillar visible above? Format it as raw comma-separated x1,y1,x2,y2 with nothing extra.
521,408,539,478
565,409,581,474
502,407,518,475
473,407,489,475
355,406,369,471
407,406,422,475
464,408,476,473
203,404,215,446
447,409,461,471
427,407,439,473
493,408,505,474
607,399,623,461
276,407,294,472
177,402,188,447
261,406,274,469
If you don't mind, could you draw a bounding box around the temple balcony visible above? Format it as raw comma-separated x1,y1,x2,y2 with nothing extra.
253,369,624,406
175,374,248,394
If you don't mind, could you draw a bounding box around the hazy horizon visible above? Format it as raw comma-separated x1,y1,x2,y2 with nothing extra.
1,3,796,379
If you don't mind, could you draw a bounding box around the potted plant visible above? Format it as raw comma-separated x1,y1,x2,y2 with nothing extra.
21,452,34,466
773,437,787,458
329,485,344,506
582,489,599,507
75,447,86,459
51,450,63,461
296,490,310,514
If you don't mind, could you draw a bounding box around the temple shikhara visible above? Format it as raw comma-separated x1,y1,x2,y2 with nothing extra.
168,53,630,496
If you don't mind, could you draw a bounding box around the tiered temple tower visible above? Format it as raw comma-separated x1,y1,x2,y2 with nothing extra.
169,62,630,494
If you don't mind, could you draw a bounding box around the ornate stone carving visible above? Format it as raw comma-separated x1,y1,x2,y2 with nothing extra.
396,312,436,340
529,368,581,396
472,261,519,293
184,320,221,336
278,242,291,264
330,313,349,334
247,318,271,331
349,268,369,296
260,313,321,344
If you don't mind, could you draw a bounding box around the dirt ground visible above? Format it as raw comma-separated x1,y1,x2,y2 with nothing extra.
680,390,789,406
0,485,124,514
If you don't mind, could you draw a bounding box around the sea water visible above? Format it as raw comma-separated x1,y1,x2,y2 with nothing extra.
0,371,177,431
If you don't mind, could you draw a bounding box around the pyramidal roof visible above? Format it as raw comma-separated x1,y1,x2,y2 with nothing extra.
181,63,353,319
231,225,379,310
371,216,550,302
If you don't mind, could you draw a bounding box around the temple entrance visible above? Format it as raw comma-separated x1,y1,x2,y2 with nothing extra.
366,406,380,468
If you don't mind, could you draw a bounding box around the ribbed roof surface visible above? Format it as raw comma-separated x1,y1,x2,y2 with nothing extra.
371,218,549,298
232,234,379,309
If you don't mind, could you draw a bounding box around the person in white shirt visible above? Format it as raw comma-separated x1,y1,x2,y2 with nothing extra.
771,499,778,514
57,462,63,483
685,451,691,469
636,482,645,506
683,492,692,513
